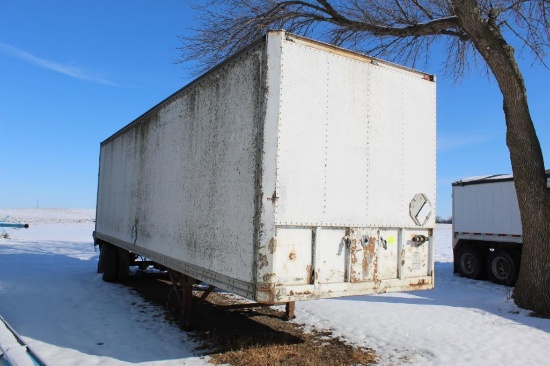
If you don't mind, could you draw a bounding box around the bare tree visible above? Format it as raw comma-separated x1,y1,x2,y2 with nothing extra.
181,0,550,317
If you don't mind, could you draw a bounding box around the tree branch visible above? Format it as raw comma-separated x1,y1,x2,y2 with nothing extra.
181,0,549,78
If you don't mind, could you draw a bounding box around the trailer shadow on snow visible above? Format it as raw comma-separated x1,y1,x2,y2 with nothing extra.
339,262,550,334
0,244,197,364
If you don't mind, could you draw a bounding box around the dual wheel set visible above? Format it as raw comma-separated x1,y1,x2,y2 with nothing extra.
97,242,131,282
455,246,521,286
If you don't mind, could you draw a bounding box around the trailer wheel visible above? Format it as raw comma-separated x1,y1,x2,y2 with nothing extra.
456,247,484,279
101,243,118,282
487,250,519,286
97,244,104,274
116,247,130,281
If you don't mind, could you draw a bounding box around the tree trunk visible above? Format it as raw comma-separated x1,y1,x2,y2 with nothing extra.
454,1,550,317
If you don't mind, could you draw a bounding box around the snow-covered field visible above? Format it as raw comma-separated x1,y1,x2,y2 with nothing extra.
1,209,549,365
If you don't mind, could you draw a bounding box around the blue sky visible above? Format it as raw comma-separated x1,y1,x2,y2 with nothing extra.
1,1,548,218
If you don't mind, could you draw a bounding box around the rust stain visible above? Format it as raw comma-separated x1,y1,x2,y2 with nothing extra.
290,290,312,296
306,264,313,284
268,238,277,254
267,191,278,204
350,239,359,283
363,236,376,280
257,283,276,303
362,253,368,279
372,246,381,283
262,273,276,282
289,250,297,261
406,278,432,290
351,249,358,265
258,253,268,269
351,237,357,252
349,234,363,283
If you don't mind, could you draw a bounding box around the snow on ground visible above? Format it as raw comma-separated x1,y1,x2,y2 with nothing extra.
293,229,550,365
0,209,207,365
1,209,550,365
0,208,96,224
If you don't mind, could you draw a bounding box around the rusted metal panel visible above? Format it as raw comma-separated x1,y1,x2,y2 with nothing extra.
400,229,433,279
315,228,348,284
264,225,433,302
270,228,312,285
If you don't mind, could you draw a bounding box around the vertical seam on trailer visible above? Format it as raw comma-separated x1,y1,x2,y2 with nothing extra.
401,77,405,224
324,54,329,220
275,37,284,225
252,42,268,293
432,79,437,220
365,63,371,223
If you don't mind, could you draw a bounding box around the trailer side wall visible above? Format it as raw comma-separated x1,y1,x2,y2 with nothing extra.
96,43,265,288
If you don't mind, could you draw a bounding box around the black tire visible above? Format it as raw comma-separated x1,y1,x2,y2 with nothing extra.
101,243,118,282
116,247,130,281
456,246,485,279
97,244,104,274
487,250,519,286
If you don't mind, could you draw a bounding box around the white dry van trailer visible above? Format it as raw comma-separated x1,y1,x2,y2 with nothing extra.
452,172,550,286
94,31,436,322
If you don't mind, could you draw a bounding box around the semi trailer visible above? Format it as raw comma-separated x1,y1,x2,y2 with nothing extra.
452,171,550,286
93,31,436,322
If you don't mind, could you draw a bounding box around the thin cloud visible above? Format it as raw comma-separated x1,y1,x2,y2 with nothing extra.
0,41,120,86
437,134,494,153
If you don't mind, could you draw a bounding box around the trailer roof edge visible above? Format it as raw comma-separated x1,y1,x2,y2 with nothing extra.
453,170,550,186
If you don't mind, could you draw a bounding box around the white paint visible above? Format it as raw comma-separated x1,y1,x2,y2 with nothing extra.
274,36,436,228
452,179,522,240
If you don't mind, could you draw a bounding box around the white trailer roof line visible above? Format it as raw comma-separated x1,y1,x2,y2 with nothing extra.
453,170,550,186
